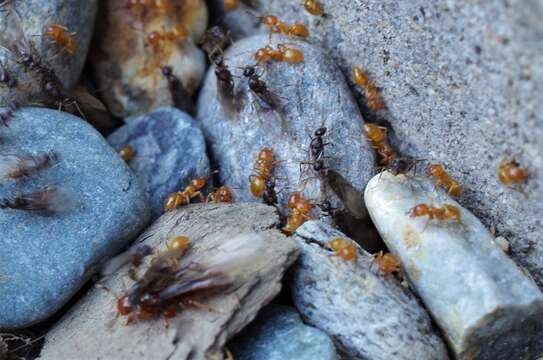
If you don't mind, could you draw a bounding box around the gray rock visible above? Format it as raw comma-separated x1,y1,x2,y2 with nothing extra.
39,203,299,360
253,0,543,287
91,0,208,118
197,34,374,216
292,221,448,360
107,107,210,219
230,304,337,360
0,107,151,329
365,171,543,360
0,0,98,105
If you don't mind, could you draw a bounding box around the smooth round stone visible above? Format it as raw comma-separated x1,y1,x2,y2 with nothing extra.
107,107,210,219
197,34,374,214
0,0,98,105
0,107,151,329
230,305,337,360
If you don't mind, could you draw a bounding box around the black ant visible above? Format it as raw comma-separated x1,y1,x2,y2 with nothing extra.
200,25,231,62
161,66,194,115
214,56,238,115
309,127,329,161
262,177,278,206
242,65,282,112
385,156,423,176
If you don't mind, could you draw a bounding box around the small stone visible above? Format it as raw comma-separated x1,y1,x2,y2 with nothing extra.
0,0,98,106
0,107,151,329
91,0,208,118
197,34,374,218
365,171,543,360
292,220,449,360
229,304,337,360
107,107,210,219
39,203,299,360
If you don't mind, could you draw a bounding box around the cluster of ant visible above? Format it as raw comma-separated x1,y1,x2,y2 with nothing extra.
163,175,234,211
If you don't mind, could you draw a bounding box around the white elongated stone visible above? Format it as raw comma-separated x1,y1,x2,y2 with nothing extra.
365,171,543,360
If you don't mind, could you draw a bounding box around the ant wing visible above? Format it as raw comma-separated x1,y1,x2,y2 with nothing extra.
325,170,368,219
0,186,75,213
217,78,239,117
100,244,154,278
157,271,233,301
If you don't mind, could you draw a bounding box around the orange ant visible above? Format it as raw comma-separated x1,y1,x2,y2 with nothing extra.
145,24,188,53
352,66,384,111
163,176,206,211
425,164,462,197
119,145,135,163
373,251,401,275
282,191,314,235
255,14,310,39
249,147,276,197
45,24,77,55
408,203,462,224
498,158,528,192
302,0,324,16
255,44,304,65
328,237,357,261
363,123,396,168
207,186,234,203
122,0,174,13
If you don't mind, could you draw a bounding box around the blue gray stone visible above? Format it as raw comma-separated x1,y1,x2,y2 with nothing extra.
107,107,210,219
230,304,337,360
0,107,151,329
0,0,98,105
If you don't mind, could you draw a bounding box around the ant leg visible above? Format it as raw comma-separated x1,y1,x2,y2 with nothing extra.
194,191,205,202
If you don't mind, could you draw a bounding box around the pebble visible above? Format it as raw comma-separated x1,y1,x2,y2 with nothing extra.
91,0,208,118
197,34,374,220
0,107,151,329
365,171,543,360
230,304,338,360
107,107,210,219
292,220,449,360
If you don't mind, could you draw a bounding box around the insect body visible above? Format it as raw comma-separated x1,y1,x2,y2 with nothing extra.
328,237,357,261
0,186,72,212
207,186,234,203
408,203,462,223
373,251,401,274
243,66,282,111
0,152,56,181
249,148,277,201
164,177,206,211
119,145,135,163
213,56,238,115
45,24,77,55
363,123,396,168
352,66,384,110
282,192,313,235
303,0,324,16
146,25,188,53
425,164,462,197
200,26,231,61
498,158,528,191
254,44,304,65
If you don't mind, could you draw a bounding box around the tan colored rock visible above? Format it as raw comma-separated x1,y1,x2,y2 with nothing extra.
91,0,208,118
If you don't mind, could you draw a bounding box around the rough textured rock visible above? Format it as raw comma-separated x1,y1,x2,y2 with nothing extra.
253,0,543,288
39,203,299,360
229,304,337,360
365,171,543,360
292,221,448,360
0,107,151,329
197,34,374,217
107,107,210,219
0,0,98,105
91,0,207,118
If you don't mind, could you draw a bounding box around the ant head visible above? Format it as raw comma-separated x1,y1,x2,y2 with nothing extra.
266,178,276,187
161,66,173,77
314,160,324,171
315,127,327,136
243,66,255,77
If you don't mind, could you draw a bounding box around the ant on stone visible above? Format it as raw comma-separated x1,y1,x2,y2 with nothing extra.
161,65,194,114
214,56,238,115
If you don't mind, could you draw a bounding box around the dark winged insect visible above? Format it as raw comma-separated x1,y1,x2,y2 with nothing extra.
0,186,73,213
